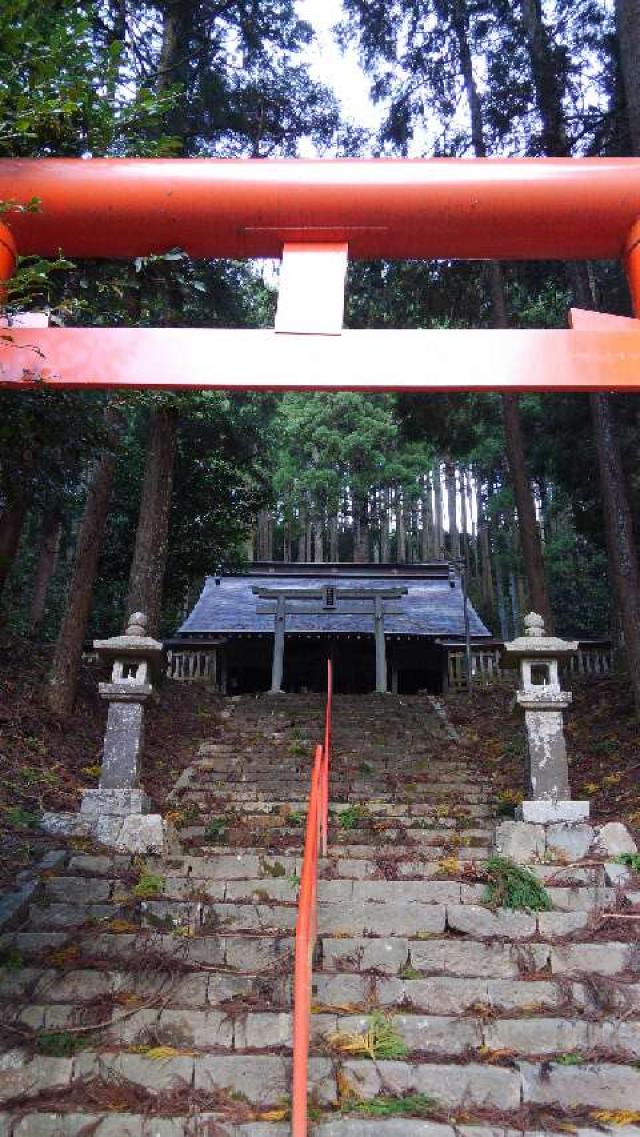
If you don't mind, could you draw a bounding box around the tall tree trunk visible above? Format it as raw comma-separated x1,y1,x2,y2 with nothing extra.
451,0,553,626
518,0,570,156
459,468,470,575
28,507,63,635
444,461,459,558
47,409,121,717
122,2,192,634
502,392,553,628
590,392,640,711
313,522,323,562
380,487,390,561
433,463,443,556
157,0,195,146
518,0,640,708
421,475,431,561
0,498,30,600
328,515,338,561
466,473,479,581
124,406,178,635
509,569,521,635
297,513,306,562
283,521,291,562
481,482,495,605
396,487,407,563
617,0,640,153
352,491,369,562
494,553,509,640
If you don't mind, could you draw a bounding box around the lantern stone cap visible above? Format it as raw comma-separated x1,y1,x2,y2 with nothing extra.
504,612,579,660
93,611,164,658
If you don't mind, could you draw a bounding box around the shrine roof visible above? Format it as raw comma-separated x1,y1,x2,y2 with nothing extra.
177,562,491,639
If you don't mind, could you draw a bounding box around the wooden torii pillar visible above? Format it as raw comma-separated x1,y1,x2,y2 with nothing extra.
252,584,408,695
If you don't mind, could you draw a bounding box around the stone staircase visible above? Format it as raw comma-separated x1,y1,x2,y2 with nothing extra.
0,693,639,1136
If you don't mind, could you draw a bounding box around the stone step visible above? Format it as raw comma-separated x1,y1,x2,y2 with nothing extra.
2,1047,639,1117
0,1049,336,1110
1,929,294,971
153,848,488,879
331,1012,640,1059
5,1116,281,1136
14,1003,636,1061
189,780,494,800
5,1117,640,1137
181,798,495,819
29,882,621,936
337,1058,640,1111
317,938,639,981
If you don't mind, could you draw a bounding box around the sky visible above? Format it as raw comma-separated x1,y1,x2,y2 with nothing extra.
295,0,383,135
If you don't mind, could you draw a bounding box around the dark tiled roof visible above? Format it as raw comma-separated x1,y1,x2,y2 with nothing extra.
177,571,491,639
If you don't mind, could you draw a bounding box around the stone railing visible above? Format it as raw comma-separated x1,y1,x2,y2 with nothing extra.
446,645,503,690
166,648,218,682
567,641,614,677
445,639,613,691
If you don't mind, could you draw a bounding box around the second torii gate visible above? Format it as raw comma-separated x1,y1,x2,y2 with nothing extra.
252,584,408,695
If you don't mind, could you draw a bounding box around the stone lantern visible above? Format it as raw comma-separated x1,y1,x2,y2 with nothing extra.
504,612,587,823
78,612,168,850
41,613,173,853
91,612,163,794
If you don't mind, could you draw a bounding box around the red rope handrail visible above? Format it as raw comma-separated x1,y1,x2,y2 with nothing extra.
291,659,332,1136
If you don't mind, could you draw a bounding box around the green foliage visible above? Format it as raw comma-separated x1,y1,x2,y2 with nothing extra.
483,856,552,912
4,806,41,829
35,1029,85,1057
204,818,228,843
337,805,366,831
0,948,24,971
615,853,640,873
133,870,164,899
0,1,177,159
260,859,286,878
343,1092,435,1117
330,1012,408,1060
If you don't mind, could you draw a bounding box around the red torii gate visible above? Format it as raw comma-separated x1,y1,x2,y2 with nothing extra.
0,156,640,389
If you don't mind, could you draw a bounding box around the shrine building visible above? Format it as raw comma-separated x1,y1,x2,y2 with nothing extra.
171,561,492,695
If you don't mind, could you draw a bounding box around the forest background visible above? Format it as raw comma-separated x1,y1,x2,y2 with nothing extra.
2,0,640,719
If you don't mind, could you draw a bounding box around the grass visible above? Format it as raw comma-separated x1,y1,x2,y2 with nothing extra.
204,817,228,842
35,1030,86,1057
0,948,24,970
399,964,422,979
260,858,286,878
483,855,552,912
343,1092,435,1117
338,805,366,831
328,1012,408,1060
616,852,640,872
4,806,41,829
133,869,165,898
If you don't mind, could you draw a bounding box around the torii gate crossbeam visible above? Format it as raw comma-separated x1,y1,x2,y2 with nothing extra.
1,157,640,391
